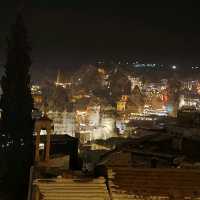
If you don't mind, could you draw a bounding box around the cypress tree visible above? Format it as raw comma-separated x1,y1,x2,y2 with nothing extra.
0,13,33,199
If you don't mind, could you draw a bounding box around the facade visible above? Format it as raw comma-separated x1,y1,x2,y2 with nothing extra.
47,111,76,136
78,108,116,142
179,94,200,109
117,101,126,112
46,105,116,142
128,76,143,91
31,85,43,109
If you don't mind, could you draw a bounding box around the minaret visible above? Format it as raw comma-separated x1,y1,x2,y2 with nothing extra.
56,69,61,84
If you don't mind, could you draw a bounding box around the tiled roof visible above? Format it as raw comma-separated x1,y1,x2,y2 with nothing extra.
108,167,200,199
34,176,110,200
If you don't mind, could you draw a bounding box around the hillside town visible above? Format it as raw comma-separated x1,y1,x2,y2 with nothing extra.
1,2,200,200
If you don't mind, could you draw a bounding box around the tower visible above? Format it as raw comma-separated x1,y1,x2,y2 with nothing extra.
56,69,61,85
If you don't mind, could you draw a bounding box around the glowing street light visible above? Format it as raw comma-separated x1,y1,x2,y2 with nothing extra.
172,65,177,70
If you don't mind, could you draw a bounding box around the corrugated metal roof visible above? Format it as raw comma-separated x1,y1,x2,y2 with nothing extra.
34,177,110,200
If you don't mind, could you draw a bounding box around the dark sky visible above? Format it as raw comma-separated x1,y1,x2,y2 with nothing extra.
1,1,200,70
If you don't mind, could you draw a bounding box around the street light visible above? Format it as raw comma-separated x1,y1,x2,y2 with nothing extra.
172,65,177,70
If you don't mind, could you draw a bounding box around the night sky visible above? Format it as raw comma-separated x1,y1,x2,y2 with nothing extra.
1,1,200,70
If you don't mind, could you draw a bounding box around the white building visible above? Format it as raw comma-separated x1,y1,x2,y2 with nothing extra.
77,104,116,142
128,76,142,91
179,95,200,110
88,115,116,141
47,111,76,137
87,105,101,127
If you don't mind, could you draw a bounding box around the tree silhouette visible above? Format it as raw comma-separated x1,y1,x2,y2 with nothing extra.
0,13,33,199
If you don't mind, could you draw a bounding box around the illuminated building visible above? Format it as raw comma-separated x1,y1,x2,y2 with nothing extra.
121,95,129,102
117,101,126,111
116,119,127,134
144,82,167,97
143,105,168,116
129,86,145,113
71,89,90,102
179,94,200,110
31,85,42,95
32,95,43,110
197,83,200,95
97,67,109,87
117,90,145,115
31,85,43,109
34,113,53,162
97,68,106,75
33,94,43,105
47,111,76,136
161,92,169,106
55,70,72,89
128,76,142,91
76,110,88,133
132,62,177,70
181,80,198,91
117,95,142,113
89,107,116,141
133,63,161,68
74,98,116,142
87,105,101,127
117,95,128,112
64,112,76,137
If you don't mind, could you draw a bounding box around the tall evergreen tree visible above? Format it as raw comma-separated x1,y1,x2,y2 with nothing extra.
0,13,33,199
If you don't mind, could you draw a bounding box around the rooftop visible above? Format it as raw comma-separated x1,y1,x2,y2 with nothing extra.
33,176,110,200
108,168,200,199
